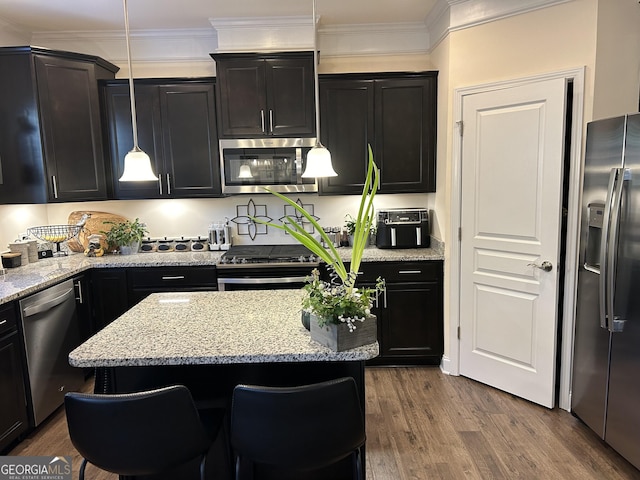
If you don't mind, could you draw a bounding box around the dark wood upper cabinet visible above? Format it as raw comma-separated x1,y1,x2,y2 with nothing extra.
101,79,221,199
318,72,437,195
0,47,118,204
211,52,315,138
318,79,375,194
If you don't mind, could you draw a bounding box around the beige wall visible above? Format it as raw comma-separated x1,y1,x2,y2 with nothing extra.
592,0,640,120
431,0,601,359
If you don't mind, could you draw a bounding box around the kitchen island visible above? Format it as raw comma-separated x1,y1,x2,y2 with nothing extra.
69,288,377,479
69,289,378,368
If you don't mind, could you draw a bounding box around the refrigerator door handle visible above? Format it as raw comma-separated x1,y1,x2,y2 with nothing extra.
600,167,627,332
599,168,618,330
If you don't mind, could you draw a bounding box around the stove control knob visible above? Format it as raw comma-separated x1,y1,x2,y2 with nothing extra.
230,256,238,264
240,258,247,264
309,255,317,263
298,255,306,263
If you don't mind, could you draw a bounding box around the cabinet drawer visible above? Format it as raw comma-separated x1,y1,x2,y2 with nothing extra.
357,261,441,283
0,303,17,337
128,267,218,288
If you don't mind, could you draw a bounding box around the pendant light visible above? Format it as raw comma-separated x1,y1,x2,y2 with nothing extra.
119,0,157,182
302,0,338,178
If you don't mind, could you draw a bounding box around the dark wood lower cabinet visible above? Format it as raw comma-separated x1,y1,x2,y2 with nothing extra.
90,269,130,333
359,260,443,366
0,303,29,454
89,267,219,335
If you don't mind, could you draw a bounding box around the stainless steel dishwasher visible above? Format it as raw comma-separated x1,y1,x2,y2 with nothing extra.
19,278,83,426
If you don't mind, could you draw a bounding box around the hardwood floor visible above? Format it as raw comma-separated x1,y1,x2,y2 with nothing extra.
8,367,640,479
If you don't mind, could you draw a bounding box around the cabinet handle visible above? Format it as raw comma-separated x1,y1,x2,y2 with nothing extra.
398,270,422,274
51,176,58,199
383,279,387,308
161,275,185,280
158,174,163,195
75,281,84,304
0,319,7,326
166,174,171,195
260,110,265,133
269,110,274,134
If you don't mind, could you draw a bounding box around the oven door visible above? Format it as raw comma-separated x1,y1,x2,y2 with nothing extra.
216,266,315,291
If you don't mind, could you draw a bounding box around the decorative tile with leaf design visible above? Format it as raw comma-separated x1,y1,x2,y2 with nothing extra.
231,199,272,240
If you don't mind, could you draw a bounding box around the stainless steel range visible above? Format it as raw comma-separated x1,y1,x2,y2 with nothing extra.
217,245,319,291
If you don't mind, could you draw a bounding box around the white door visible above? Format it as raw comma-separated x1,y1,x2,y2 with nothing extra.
459,78,567,408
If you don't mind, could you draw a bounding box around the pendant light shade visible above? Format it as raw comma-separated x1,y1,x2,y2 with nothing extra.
302,145,337,177
301,0,338,178
119,0,156,182
119,147,158,181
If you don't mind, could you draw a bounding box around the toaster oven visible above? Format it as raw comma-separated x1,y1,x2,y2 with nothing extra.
375,209,430,249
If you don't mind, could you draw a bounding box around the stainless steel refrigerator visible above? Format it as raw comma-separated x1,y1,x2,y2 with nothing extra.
572,113,640,470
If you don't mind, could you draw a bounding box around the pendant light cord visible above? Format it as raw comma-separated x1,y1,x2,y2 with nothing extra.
123,0,140,151
313,0,323,148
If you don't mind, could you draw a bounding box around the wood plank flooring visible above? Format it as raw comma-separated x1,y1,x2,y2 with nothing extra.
8,367,640,479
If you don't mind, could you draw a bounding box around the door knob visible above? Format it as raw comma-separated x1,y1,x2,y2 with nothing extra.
528,261,553,272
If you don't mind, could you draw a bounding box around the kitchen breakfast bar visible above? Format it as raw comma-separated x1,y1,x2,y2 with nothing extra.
69,289,378,479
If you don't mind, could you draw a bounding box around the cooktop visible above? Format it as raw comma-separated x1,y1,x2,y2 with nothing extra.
219,244,318,265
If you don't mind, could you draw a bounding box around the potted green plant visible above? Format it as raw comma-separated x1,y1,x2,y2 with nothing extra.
101,218,147,255
345,214,376,247
258,146,384,351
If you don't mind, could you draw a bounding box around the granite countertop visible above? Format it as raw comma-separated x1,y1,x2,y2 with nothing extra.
0,251,225,306
69,289,379,367
0,242,443,306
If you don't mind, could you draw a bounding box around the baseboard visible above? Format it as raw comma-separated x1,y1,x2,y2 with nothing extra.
440,355,456,375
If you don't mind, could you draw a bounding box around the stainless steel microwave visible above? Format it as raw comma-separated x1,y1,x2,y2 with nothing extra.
219,138,318,194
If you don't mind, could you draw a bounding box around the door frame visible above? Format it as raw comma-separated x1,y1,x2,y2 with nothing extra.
446,67,585,411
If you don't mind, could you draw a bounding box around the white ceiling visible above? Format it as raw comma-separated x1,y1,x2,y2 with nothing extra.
0,0,439,33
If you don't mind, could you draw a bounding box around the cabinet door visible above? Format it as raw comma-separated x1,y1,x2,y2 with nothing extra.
266,57,315,137
90,269,129,332
158,83,221,197
34,55,109,202
379,282,443,362
318,79,374,194
215,59,267,137
127,266,218,305
0,303,28,453
102,84,164,199
374,77,437,192
0,53,48,204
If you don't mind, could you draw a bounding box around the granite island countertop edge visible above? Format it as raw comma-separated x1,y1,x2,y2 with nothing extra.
68,290,379,367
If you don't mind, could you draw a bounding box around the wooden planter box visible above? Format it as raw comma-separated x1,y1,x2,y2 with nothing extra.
310,314,377,352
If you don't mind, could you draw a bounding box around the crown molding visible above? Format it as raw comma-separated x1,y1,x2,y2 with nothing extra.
23,1,574,62
319,23,428,57
426,0,573,49
209,16,316,53
31,28,217,64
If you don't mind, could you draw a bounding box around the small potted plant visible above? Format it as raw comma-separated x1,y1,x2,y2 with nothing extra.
101,218,147,255
345,214,376,247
